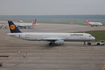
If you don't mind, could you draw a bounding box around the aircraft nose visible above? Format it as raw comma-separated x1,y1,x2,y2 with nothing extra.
93,37,95,40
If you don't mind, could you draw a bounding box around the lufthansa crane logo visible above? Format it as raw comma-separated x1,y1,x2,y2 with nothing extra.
10,24,15,30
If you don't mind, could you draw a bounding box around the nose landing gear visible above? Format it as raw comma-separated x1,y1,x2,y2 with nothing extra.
49,42,53,46
84,41,86,45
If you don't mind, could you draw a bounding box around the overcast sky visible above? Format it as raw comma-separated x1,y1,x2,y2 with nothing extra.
0,0,105,15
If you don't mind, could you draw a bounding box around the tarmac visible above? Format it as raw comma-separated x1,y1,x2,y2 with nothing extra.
0,22,105,70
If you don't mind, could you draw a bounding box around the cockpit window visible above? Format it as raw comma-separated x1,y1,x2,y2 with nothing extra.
89,35,92,37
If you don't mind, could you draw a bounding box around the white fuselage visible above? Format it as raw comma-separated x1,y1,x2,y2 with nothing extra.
89,22,102,26
15,23,34,27
7,33,95,41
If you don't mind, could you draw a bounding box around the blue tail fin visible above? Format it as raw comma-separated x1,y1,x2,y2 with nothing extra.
8,21,22,33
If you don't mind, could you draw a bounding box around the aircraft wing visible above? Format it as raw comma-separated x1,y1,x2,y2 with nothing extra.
43,37,63,41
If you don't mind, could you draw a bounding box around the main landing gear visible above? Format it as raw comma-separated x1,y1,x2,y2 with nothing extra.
49,42,53,46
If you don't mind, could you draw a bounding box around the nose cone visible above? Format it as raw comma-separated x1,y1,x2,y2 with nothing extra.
92,37,95,40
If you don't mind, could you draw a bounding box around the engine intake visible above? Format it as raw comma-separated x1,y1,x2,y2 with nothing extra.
54,40,64,45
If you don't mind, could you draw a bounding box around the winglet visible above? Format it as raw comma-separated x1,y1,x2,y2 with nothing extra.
8,21,22,33
32,19,37,25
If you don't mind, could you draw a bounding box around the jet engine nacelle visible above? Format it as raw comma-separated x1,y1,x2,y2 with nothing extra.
54,40,64,45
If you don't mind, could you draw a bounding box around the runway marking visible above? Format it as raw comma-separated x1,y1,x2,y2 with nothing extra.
3,57,27,69
5,46,34,69
3,59,16,64
102,65,105,70
11,61,28,69
7,46,34,69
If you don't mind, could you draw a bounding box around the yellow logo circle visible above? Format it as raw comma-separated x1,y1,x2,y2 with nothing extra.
10,24,15,30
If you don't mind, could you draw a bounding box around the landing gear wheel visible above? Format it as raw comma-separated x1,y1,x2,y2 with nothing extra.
87,42,91,45
97,43,100,45
20,27,22,29
49,42,52,46
24,27,26,29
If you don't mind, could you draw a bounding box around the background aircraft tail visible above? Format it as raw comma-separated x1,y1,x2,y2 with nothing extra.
86,18,89,24
8,21,22,33
32,19,37,25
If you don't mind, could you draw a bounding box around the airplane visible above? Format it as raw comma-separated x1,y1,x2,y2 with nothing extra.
86,18,102,27
15,19,37,29
7,21,95,45
18,20,23,23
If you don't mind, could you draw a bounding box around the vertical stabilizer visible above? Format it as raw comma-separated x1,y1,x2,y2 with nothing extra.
86,18,89,24
8,21,22,33
32,19,37,25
